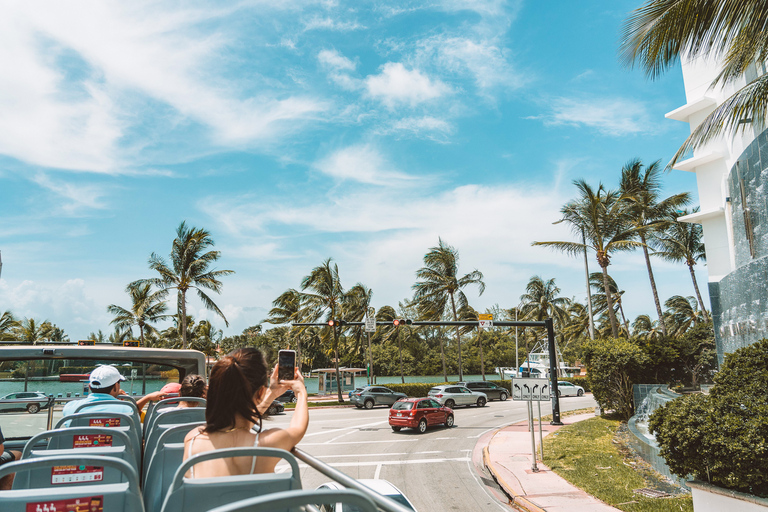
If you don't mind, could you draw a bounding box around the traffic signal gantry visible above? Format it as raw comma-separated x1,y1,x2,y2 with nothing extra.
292,317,563,425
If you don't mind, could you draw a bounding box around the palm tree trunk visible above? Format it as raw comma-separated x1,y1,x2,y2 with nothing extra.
449,294,463,381
398,328,404,384
477,330,485,381
601,265,619,338
688,262,710,321
641,238,667,336
332,325,344,402
617,298,630,335
180,290,188,350
439,329,447,382
139,322,145,347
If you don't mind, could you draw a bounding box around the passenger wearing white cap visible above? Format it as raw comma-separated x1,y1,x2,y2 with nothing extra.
62,365,128,419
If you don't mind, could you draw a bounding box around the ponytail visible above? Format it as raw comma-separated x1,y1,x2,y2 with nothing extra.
204,348,268,433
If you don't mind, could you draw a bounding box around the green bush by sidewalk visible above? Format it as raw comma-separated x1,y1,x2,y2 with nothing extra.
385,379,513,397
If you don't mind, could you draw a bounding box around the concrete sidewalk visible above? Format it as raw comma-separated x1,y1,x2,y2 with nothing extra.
483,412,620,512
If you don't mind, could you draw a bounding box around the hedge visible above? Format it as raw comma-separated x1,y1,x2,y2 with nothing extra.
567,375,590,392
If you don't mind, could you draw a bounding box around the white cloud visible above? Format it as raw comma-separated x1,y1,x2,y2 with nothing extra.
304,17,365,32
31,174,110,214
0,2,326,173
313,144,417,185
534,97,655,136
365,63,450,108
416,36,525,93
382,116,455,142
318,49,356,72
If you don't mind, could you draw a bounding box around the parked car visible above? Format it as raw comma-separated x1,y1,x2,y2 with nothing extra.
556,380,584,397
0,391,51,414
276,390,297,403
350,386,407,409
457,381,509,401
347,387,365,400
389,397,454,434
428,385,487,408
317,479,417,511
266,400,285,415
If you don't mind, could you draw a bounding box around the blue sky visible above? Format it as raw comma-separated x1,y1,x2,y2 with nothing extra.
0,0,705,340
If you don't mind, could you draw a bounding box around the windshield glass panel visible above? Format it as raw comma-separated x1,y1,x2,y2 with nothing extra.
391,401,414,410
0,357,182,439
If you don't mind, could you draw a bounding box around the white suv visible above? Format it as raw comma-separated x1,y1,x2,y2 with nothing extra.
428,385,487,408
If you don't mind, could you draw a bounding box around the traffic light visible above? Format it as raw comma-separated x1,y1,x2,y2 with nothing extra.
393,319,412,327
327,320,347,327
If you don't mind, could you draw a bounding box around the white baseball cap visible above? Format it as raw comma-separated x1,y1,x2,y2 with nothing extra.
89,365,126,389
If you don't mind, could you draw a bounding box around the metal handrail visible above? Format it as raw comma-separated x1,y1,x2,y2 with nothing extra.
293,448,414,512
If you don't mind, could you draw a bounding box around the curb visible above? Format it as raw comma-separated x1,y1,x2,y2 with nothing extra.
482,431,547,512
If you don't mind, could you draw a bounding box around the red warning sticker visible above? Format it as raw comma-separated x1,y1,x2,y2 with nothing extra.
51,465,104,484
26,495,104,511
72,434,112,448
88,418,120,427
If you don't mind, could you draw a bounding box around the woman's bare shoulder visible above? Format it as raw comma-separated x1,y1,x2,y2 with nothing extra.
184,425,205,442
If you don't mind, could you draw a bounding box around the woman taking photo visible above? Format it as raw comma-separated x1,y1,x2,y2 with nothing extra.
183,348,308,476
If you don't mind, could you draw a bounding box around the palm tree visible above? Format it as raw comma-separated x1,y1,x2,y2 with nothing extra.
518,276,571,325
620,159,690,336
141,221,234,349
533,180,642,337
265,289,307,371
620,1,768,165
632,314,664,340
87,330,107,344
652,209,710,321
561,302,592,341
15,318,46,344
108,282,171,347
665,295,704,336
301,258,346,402
413,238,485,381
108,326,132,345
344,284,375,383
588,272,630,335
0,311,20,341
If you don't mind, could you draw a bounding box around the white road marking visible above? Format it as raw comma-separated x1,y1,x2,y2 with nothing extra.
432,437,458,440
299,439,419,446
297,457,471,469
302,420,388,438
373,464,382,480
315,450,471,459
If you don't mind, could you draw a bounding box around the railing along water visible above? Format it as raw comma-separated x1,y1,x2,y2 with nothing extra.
293,448,414,512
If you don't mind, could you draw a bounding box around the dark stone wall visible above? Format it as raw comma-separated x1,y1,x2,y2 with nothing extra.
713,128,768,364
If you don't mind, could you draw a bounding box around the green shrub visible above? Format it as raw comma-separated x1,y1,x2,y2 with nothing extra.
386,383,446,397
582,338,649,420
649,339,768,497
567,375,590,392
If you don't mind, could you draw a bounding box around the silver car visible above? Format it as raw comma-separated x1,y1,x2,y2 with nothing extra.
0,391,51,414
428,385,487,408
555,381,585,397
350,386,407,409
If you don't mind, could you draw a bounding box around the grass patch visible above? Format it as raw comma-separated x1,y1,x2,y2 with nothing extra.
543,417,692,512
539,407,595,422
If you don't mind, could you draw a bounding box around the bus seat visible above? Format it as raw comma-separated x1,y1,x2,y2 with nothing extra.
0,455,144,512
207,489,378,512
143,408,205,469
142,422,204,510
159,447,301,512
55,411,141,463
144,397,206,439
23,427,138,473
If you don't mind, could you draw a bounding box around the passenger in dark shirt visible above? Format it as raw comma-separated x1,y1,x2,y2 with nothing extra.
0,425,22,490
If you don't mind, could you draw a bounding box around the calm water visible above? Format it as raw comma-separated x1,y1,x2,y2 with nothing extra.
0,373,500,397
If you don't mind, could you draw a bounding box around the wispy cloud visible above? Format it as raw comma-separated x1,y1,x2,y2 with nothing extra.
313,144,418,185
32,174,110,214
380,116,455,142
365,63,450,108
304,16,365,32
532,97,655,136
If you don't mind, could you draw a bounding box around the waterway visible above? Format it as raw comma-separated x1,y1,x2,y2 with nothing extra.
0,373,500,397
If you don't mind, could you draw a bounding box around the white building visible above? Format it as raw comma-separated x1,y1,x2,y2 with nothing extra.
667,55,768,362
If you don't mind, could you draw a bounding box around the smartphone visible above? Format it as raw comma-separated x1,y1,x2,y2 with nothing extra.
278,350,296,381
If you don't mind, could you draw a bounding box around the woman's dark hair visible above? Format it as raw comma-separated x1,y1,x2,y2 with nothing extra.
181,374,206,398
204,348,269,433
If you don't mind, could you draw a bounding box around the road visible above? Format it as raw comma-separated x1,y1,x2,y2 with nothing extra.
268,394,597,512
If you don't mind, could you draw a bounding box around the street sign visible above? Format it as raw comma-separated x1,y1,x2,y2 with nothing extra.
365,308,376,332
478,313,493,329
511,378,550,401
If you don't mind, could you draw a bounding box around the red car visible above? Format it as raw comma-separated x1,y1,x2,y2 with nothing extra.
388,397,454,433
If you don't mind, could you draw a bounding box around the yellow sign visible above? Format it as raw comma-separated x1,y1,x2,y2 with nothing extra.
478,314,493,320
